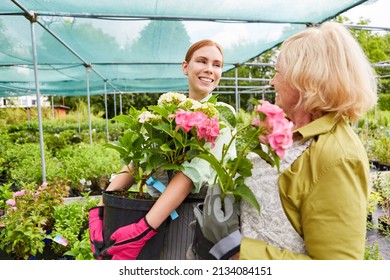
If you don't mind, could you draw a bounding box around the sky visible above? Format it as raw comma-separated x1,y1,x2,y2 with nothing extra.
341,0,389,28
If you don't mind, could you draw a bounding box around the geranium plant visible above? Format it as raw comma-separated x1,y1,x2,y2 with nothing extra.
105,92,224,197
197,99,293,212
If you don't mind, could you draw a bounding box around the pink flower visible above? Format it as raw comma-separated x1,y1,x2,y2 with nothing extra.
255,100,285,120
254,101,293,159
196,116,220,147
13,190,26,197
175,110,220,147
261,117,293,158
175,109,196,132
6,199,16,207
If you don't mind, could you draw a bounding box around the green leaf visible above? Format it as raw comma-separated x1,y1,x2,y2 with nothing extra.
233,183,260,213
160,143,173,152
148,105,171,118
104,142,127,154
234,157,253,177
217,105,237,128
197,153,233,191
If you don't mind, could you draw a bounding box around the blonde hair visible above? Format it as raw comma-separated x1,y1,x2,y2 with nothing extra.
278,21,377,122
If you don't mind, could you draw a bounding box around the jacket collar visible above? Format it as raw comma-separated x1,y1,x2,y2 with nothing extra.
294,112,340,141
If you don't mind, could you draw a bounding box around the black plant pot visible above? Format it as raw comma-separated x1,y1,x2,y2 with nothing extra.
0,248,11,260
378,163,390,171
102,191,168,260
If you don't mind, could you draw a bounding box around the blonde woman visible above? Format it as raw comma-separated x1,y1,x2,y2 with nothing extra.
206,22,377,260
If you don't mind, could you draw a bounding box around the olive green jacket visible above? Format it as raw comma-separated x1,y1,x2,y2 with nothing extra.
240,113,370,260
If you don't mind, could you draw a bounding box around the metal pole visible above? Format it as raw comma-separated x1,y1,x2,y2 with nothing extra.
119,93,123,115
104,81,109,141
113,92,117,117
30,19,46,183
78,98,81,133
86,67,92,145
51,95,54,120
234,66,239,111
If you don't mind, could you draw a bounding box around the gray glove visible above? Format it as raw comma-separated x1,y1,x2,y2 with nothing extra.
193,184,242,259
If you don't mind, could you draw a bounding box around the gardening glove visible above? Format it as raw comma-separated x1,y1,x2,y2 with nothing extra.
100,217,157,260
88,206,104,259
193,184,242,259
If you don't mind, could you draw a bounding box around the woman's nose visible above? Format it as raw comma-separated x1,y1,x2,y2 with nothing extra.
204,63,213,73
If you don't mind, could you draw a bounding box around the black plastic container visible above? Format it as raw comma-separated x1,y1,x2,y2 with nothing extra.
102,191,167,260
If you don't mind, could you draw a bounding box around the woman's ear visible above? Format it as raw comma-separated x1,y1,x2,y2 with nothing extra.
182,61,188,75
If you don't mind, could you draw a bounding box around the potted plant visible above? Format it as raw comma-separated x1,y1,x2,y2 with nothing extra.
191,99,293,258
49,194,99,260
374,172,390,235
366,190,382,229
103,92,231,259
197,99,293,212
0,181,69,259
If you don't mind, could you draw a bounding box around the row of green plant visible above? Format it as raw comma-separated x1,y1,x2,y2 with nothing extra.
0,181,98,260
0,178,387,260
0,131,122,194
355,109,390,165
367,171,390,239
0,101,388,260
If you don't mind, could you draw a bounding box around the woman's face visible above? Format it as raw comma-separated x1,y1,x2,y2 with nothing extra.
269,60,300,119
182,45,223,100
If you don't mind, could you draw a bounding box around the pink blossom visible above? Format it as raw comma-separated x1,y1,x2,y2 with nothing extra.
262,117,293,158
6,199,16,207
196,116,220,147
175,110,220,147
175,109,195,132
13,190,26,197
255,100,285,120
254,101,293,159
175,110,208,133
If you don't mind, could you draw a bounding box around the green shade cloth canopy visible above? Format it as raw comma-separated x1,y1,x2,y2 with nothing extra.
0,0,368,97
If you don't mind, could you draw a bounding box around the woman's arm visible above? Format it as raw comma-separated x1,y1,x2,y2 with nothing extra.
145,171,193,229
98,164,136,206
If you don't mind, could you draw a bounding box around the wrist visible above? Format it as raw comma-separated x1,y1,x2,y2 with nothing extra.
141,216,157,232
209,229,242,260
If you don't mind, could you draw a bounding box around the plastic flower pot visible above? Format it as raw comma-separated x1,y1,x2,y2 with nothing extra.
102,191,168,260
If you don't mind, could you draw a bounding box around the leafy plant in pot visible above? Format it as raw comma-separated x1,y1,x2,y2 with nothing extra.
192,99,294,259
373,172,390,235
0,181,69,259
103,92,233,259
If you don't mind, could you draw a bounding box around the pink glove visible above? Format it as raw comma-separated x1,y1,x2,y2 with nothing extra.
101,217,157,260
88,206,104,259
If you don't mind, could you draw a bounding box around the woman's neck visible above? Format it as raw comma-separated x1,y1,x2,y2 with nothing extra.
189,91,209,101
290,110,312,130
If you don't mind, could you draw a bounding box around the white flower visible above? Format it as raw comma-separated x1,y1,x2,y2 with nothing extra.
158,92,187,105
138,111,157,123
180,98,202,110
